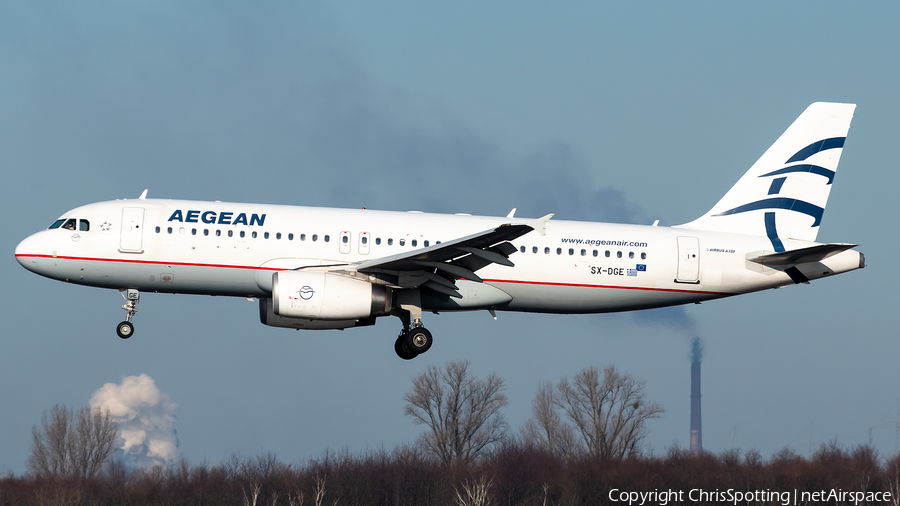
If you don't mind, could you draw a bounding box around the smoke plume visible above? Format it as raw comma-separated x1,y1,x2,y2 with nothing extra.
632,306,699,335
89,374,179,468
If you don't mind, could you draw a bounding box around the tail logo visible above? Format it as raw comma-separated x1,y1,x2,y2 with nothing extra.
712,137,845,251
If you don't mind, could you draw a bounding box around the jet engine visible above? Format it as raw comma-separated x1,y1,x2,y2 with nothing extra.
258,297,377,330
271,270,391,320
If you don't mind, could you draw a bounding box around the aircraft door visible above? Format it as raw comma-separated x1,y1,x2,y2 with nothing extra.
119,207,145,253
339,231,351,254
359,231,370,255
675,236,700,283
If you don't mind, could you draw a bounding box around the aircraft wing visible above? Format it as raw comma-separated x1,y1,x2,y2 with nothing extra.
310,214,552,298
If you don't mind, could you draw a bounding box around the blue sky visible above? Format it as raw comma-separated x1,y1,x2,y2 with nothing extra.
2,1,898,472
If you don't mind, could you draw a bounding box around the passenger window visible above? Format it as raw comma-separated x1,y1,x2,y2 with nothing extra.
568,248,574,255
300,234,306,241
520,245,525,253
62,219,77,230
400,239,406,246
264,232,269,239
288,233,293,240
533,246,538,254
581,249,586,256
216,230,221,237
79,220,90,231
324,235,330,242
191,229,197,235
544,247,550,254
641,252,647,260
388,238,393,246
605,250,610,258
411,239,417,247
629,252,634,259
240,231,245,238
275,232,280,239
167,227,173,234
312,234,318,242
251,231,257,239
228,230,233,237
155,226,161,233
342,236,348,244
363,236,369,245
556,248,562,255
49,219,66,229
375,238,381,245
179,227,185,235
593,250,598,257
617,251,622,258
204,229,209,236
423,240,428,247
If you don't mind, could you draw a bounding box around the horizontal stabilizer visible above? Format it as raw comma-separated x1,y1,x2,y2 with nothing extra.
748,243,857,266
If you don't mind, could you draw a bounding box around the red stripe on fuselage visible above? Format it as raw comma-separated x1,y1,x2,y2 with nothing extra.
15,254,732,296
481,278,729,295
15,254,284,271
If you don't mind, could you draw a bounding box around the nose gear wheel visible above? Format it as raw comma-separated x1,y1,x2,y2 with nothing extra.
117,289,140,339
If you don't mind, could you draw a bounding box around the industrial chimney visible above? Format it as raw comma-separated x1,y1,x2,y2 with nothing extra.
690,337,703,454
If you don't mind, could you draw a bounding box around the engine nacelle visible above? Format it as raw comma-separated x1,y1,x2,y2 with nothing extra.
272,270,391,320
258,298,377,330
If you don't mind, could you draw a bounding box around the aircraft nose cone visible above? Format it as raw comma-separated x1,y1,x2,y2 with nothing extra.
15,233,43,271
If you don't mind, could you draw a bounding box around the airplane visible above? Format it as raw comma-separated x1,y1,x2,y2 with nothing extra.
15,102,864,360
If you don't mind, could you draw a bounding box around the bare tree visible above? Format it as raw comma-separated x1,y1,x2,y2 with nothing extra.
522,366,663,461
555,366,663,460
404,360,508,465
520,381,576,458
454,476,494,506
28,404,119,479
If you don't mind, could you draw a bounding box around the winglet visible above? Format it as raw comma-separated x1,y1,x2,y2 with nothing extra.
507,208,516,218
528,214,554,236
138,189,149,200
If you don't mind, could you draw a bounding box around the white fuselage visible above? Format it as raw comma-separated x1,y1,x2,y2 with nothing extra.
15,198,864,317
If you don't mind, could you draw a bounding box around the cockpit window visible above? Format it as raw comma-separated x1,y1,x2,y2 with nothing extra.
49,219,66,229
62,219,77,231
79,220,90,231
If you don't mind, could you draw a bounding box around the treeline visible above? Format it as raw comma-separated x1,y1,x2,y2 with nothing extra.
2,441,898,506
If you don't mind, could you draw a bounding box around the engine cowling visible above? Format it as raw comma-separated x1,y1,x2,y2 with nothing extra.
271,270,391,320
258,298,377,330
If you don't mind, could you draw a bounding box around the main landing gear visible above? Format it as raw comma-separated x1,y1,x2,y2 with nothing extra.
393,307,433,360
116,289,140,339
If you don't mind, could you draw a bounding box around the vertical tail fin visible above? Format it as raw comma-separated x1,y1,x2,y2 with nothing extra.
677,102,856,248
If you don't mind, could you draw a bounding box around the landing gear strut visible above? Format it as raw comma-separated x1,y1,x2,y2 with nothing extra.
117,289,139,339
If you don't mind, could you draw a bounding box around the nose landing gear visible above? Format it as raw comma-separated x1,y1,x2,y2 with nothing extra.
117,289,139,339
